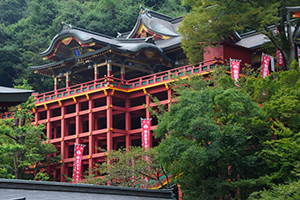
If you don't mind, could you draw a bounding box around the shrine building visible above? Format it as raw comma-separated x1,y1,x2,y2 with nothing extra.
28,6,272,182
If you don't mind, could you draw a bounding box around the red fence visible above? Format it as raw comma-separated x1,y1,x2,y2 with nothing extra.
35,59,217,105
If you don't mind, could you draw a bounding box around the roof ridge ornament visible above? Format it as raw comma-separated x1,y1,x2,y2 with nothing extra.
144,36,155,44
139,4,151,18
61,21,73,30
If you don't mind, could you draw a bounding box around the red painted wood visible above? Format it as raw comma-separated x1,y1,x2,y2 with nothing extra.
106,95,113,151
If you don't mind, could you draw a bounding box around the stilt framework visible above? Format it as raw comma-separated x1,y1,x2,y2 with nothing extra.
33,60,217,182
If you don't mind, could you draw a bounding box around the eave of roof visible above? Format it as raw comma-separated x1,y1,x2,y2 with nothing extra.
286,6,300,12
31,57,75,71
0,86,34,102
0,179,175,200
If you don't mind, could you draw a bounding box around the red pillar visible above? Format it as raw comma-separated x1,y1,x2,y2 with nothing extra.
125,97,131,148
167,86,173,109
88,99,94,170
106,93,113,186
94,66,99,80
75,102,80,144
121,66,125,83
66,73,70,88
46,108,51,139
60,105,66,181
145,94,152,148
54,77,58,91
34,112,38,125
107,63,112,77
106,94,113,151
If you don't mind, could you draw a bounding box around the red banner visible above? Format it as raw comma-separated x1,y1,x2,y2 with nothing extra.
261,54,271,78
141,118,151,148
72,143,85,183
230,59,241,82
277,29,284,66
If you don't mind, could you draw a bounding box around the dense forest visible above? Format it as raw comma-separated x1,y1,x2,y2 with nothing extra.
0,0,188,93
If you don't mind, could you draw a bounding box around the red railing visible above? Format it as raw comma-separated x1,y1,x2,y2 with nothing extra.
35,59,217,104
0,112,13,119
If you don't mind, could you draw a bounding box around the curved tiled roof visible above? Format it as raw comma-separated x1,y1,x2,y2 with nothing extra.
126,7,180,39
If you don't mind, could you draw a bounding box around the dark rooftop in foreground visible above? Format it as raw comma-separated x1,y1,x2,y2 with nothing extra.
0,179,175,200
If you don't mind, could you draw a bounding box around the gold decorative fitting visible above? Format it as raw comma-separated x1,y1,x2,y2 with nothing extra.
88,110,91,113
104,89,107,96
86,94,90,100
213,61,216,63
88,155,91,159
44,104,48,110
106,129,109,132
165,84,169,90
75,135,78,138
58,101,62,106
60,160,63,163
110,128,113,131
143,88,147,94
88,132,91,136
73,97,77,103
32,108,36,113
111,89,115,96
61,116,63,119
106,106,108,109
46,119,49,122
168,100,170,103
110,104,113,108
34,122,37,125
75,113,78,116
60,138,63,141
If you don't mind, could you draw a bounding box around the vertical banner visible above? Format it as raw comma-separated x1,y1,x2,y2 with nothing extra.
276,29,284,66
230,58,241,82
141,118,152,148
72,143,85,183
261,53,271,78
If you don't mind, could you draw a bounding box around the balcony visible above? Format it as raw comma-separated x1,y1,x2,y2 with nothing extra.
35,59,218,105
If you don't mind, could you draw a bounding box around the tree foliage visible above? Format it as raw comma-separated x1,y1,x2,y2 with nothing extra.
0,81,60,179
83,146,171,189
153,63,300,199
0,0,188,92
179,0,300,68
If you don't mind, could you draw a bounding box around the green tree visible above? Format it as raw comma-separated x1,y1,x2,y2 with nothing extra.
154,62,300,199
0,0,27,26
248,180,300,200
241,60,300,188
153,71,273,199
179,0,300,69
0,81,60,179
83,146,171,189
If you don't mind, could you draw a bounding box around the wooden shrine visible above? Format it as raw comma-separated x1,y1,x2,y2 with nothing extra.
30,6,256,182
